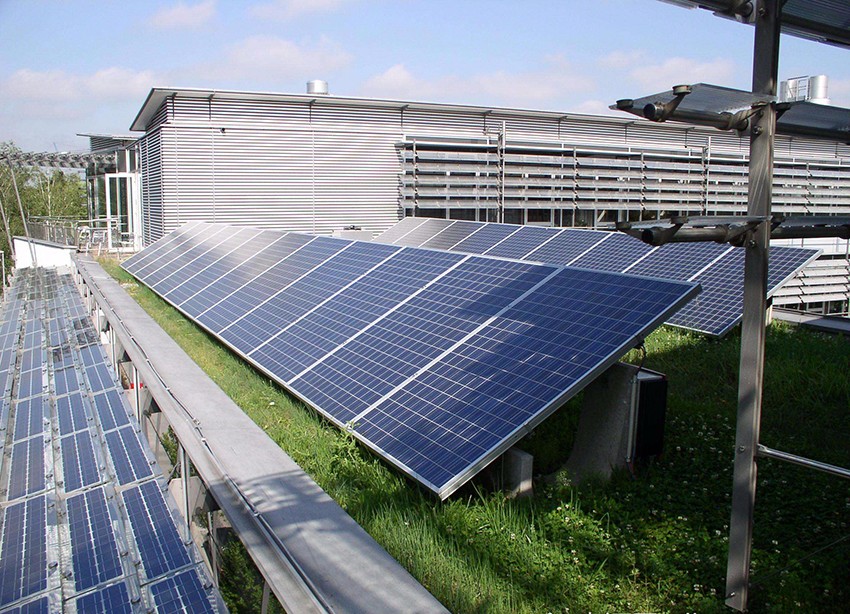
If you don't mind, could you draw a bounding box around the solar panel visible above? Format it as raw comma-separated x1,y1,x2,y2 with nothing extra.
121,222,202,275
53,366,81,397
389,218,453,247
91,389,132,432
2,595,51,614
16,369,44,400
249,248,465,381
220,241,400,354
141,226,234,289
568,232,654,271
343,267,697,496
153,227,262,299
13,397,47,442
0,497,47,607
66,488,123,591
482,225,560,259
56,392,92,436
105,426,153,485
122,481,192,580
375,216,428,244
380,218,818,337
127,223,218,279
72,581,133,614
0,268,224,613
60,431,102,492
127,224,698,497
150,569,216,614
290,257,556,425
624,241,731,280
8,438,47,500
419,220,481,250
197,235,345,333
163,229,279,306
178,232,304,319
451,223,519,254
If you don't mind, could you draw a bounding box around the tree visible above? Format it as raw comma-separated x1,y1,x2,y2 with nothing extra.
0,141,87,279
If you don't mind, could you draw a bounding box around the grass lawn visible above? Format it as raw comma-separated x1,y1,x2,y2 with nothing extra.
100,257,849,613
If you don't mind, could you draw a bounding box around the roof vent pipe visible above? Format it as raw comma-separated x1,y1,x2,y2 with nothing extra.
307,80,329,95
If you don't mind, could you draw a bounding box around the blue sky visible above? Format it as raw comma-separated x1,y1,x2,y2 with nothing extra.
1,0,848,152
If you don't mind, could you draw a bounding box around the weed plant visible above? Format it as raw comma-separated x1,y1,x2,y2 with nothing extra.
101,258,849,613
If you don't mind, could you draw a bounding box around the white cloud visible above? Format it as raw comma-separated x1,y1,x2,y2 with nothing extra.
571,99,620,116
1,67,156,104
148,0,216,30
628,57,735,92
195,35,351,82
250,0,352,20
362,56,596,110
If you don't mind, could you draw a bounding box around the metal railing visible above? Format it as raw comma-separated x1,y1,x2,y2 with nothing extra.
28,216,137,253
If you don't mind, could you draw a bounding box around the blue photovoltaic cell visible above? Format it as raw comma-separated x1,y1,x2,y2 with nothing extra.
91,389,131,432
61,431,101,492
0,497,47,607
83,363,117,394
142,227,232,289
13,397,46,441
568,232,654,271
164,230,279,308
2,595,50,614
57,392,91,436
48,316,68,349
78,344,107,369
177,232,308,321
391,218,453,247
220,241,399,353
664,249,745,335
105,426,152,485
356,267,698,494
121,223,201,276
53,366,80,396
150,569,216,614
419,221,481,250
451,223,519,254
72,582,133,614
250,248,465,381
132,224,222,279
66,489,122,591
483,225,560,259
626,241,731,280
16,369,43,400
8,438,46,499
154,228,260,298
376,217,427,244
292,257,554,424
123,481,191,580
767,246,820,289
198,236,346,334
19,349,41,374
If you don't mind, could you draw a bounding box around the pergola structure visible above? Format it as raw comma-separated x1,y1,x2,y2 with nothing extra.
612,1,850,610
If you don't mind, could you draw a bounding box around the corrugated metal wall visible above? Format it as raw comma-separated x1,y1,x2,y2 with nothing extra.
137,92,850,236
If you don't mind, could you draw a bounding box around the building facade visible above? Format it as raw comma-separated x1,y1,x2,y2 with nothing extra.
128,87,850,314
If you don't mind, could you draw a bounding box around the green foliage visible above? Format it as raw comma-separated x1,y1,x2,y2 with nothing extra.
0,141,86,277
101,257,850,613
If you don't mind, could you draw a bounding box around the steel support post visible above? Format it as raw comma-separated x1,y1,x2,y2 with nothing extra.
261,581,271,614
207,510,219,588
131,363,142,423
725,1,781,610
179,444,192,539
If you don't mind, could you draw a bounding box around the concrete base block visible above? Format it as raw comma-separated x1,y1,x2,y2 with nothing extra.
564,362,638,483
502,447,533,498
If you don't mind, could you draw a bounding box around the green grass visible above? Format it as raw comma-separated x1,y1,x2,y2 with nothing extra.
101,257,850,613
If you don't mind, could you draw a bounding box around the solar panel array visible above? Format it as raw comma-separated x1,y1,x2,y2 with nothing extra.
377,218,820,336
0,268,223,613
124,222,698,498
